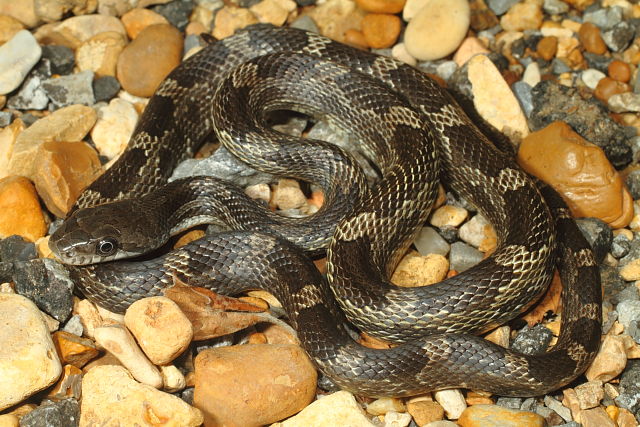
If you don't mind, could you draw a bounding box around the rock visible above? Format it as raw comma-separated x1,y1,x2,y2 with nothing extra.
391,251,449,287
404,0,470,61
0,414,19,426
91,98,138,160
413,226,450,257
434,389,467,419
469,0,498,31
48,364,83,401
212,6,258,40
575,217,612,264
458,404,545,426
406,399,445,425
0,14,25,44
429,205,468,228
249,0,296,26
6,66,50,111
19,398,79,427
0,119,23,179
616,359,640,418
573,380,604,409
34,14,126,50
511,324,553,355
159,364,186,393
0,30,42,95
121,7,170,39
609,93,640,113
34,0,97,21
194,344,317,426
93,323,163,388
80,365,203,426
517,121,633,228
356,0,404,13
51,331,99,368
618,300,640,330
579,22,608,55
124,296,193,365
453,37,490,67
543,395,572,423
458,213,497,252
595,76,632,103
0,294,62,411
500,2,542,31
579,406,617,427
150,0,194,31
602,21,635,52
304,0,366,43
41,70,95,108
537,36,558,61
609,59,632,83
581,68,606,90
0,234,37,262
466,54,530,140
0,176,47,242
273,178,307,210
273,391,375,426
366,397,405,415
449,241,483,272
92,75,120,102
116,24,183,97
543,0,569,14
522,62,540,87
75,31,126,78
361,13,401,49
585,334,627,383
486,0,518,15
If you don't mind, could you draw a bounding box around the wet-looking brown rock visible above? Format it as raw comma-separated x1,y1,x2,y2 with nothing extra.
517,121,633,228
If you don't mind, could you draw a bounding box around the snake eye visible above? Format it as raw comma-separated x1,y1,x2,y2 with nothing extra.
96,238,118,256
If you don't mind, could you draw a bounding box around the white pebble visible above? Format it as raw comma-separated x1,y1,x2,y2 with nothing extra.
522,62,541,87
581,69,606,90
0,30,42,95
434,389,467,419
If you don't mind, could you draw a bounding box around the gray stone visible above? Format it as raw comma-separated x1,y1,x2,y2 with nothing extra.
184,33,203,53
41,70,95,108
511,324,553,355
584,52,613,74
520,397,537,412
603,21,635,52
551,58,572,74
486,0,519,15
436,61,457,82
543,395,572,423
290,15,319,32
19,399,79,427
6,74,49,110
612,233,631,259
41,45,75,76
584,6,622,30
617,300,640,330
601,264,629,306
0,235,37,263
0,111,11,127
512,81,533,116
414,227,450,257
62,315,84,336
92,76,120,103
495,397,522,409
543,0,569,15
615,360,640,418
152,0,194,31
449,242,483,272
0,30,42,95
575,217,612,264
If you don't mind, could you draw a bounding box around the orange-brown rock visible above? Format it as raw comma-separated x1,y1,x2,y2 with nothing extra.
469,0,498,31
344,28,369,49
458,404,545,426
194,344,317,427
594,77,631,103
303,0,367,44
361,13,401,49
32,140,102,218
579,22,607,55
564,0,596,10
608,59,632,83
406,400,445,425
52,331,100,368
537,36,558,61
355,0,405,13
212,6,258,40
48,364,83,400
0,14,24,44
116,23,183,97
517,121,633,228
121,7,169,39
0,176,47,242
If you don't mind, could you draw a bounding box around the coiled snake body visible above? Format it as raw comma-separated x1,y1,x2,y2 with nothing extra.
50,24,602,397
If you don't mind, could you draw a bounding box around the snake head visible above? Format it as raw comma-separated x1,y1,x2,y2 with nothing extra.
49,200,167,265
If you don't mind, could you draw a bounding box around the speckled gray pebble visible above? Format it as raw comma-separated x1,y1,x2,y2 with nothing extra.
41,70,95,108
612,233,631,258
602,21,635,52
487,0,519,15
617,300,640,330
543,0,569,14
496,396,522,409
290,15,320,32
511,324,553,355
615,360,640,418
41,45,75,75
449,241,483,272
512,81,533,116
584,6,622,30
19,398,79,427
151,0,195,30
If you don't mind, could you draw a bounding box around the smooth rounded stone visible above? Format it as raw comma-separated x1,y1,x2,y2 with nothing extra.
92,75,120,103
160,364,186,393
0,30,41,95
391,251,449,287
391,43,416,66
429,205,468,228
19,398,79,427
543,0,569,14
195,344,317,426
579,22,608,55
121,7,170,39
603,21,635,52
517,121,633,228
93,323,163,388
361,13,401,49
434,389,466,419
585,334,628,383
0,414,19,426
124,296,193,365
575,218,612,264
0,176,47,242
91,98,138,160
536,36,558,61
116,24,183,97
449,241,483,272
272,391,375,427
366,397,405,415
35,14,126,49
581,68,606,90
0,294,62,411
356,0,404,13
413,226,450,257
609,59,631,83
595,75,631,103
458,404,545,427
458,213,496,252
32,140,102,218
404,0,470,61
273,178,307,210
467,54,530,140
75,31,126,78
81,365,203,426
608,93,640,113
41,70,95,108
0,119,24,180
500,2,542,31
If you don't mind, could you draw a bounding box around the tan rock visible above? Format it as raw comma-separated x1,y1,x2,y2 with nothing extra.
391,251,449,287
48,364,83,400
429,205,468,228
245,182,271,202
579,406,616,427
0,414,19,427
366,397,405,415
273,391,375,427
594,77,631,104
305,0,366,43
467,54,530,141
620,259,640,281
517,121,633,228
537,36,558,61
458,404,545,426
160,365,186,393
273,178,307,210
454,37,490,67
573,380,604,409
116,24,183,98
585,334,627,383
80,365,203,426
76,31,126,78
459,213,497,252
402,0,428,21
124,296,193,365
250,0,296,26
361,13,401,49
0,14,25,44
0,119,25,180
212,6,258,40
0,0,38,27
91,98,138,160
34,14,126,49
617,408,638,427
52,330,100,368
93,323,163,388
391,43,417,66
194,344,317,426
0,294,62,411
404,0,470,61
407,400,445,425
32,140,102,218
500,2,543,31
434,389,467,419
73,298,103,339
8,105,97,179
121,7,169,39
484,325,510,347
0,176,47,242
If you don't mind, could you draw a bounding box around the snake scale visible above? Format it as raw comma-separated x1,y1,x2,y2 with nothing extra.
49,24,602,397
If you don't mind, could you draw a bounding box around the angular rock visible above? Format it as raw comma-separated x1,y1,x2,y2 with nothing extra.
413,226,450,257
434,389,467,419
391,251,449,287
19,398,79,427
48,364,83,401
92,75,120,103
91,98,138,160
40,45,75,75
75,31,126,78
51,331,99,368
0,176,47,242
272,391,375,426
449,241,483,272
34,14,126,49
0,30,42,95
41,70,95,108
585,334,628,383
500,2,543,31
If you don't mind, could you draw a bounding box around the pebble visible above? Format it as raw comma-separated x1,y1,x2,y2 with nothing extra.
544,0,570,14
75,31,126,78
581,68,607,89
517,121,633,228
80,365,203,426
487,0,519,15
579,406,617,426
93,323,163,388
537,36,558,61
458,404,545,427
273,178,308,210
39,45,74,75
273,391,375,426
575,218,612,264
0,30,42,95
404,0,470,61
512,81,534,117
467,53,530,140
51,330,99,368
0,294,62,411
91,98,138,160
511,324,553,354
450,241,484,272
124,296,193,365
0,414,19,427
585,334,628,383
366,397,405,415
194,344,317,426
402,0,429,21
500,2,543,31
434,389,467,419
579,22,608,55
355,0,404,13
19,398,79,427
391,251,449,287
212,6,258,40
361,13,401,49
391,43,417,66
429,205,468,228
406,399,445,425
116,23,183,97
574,381,605,409
121,7,170,39
250,0,296,26
41,70,95,108
151,0,194,31
0,14,24,44
6,68,49,111
618,300,640,329
609,93,640,113
48,365,82,401
594,76,631,103
609,59,632,83
459,213,497,252
453,37,490,67
35,14,127,50
93,76,121,103
603,21,635,52
413,226,450,257
159,364,186,393
0,176,47,242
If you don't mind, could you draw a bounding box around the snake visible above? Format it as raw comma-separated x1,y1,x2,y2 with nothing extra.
49,24,602,397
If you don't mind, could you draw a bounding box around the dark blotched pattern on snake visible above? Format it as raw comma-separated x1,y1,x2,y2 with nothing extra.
49,24,602,397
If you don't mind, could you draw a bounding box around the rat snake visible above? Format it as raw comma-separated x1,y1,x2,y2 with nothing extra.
50,24,601,397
